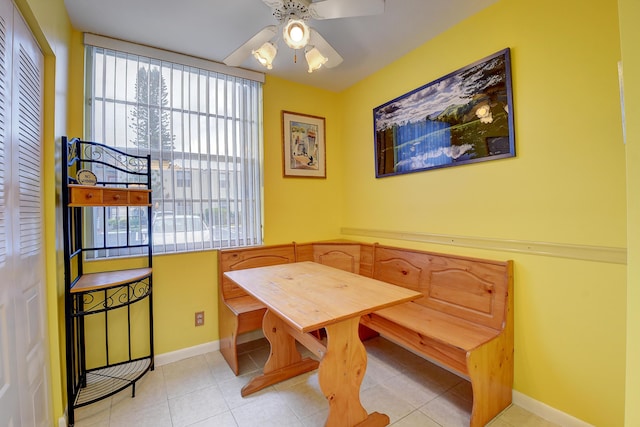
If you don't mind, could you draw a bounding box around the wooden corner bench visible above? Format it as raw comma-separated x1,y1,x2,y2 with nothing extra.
217,241,513,426
360,244,514,427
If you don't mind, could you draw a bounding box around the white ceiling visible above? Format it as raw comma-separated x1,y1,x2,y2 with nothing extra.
64,0,498,92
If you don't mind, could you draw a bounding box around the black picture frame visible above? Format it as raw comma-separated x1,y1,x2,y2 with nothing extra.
373,48,515,178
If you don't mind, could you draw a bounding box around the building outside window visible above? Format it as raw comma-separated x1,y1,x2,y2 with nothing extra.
176,170,191,188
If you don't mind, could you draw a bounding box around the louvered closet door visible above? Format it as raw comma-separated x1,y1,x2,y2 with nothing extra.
0,0,16,424
0,0,50,425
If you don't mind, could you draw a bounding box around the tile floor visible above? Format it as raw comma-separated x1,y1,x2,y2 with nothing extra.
74,337,559,427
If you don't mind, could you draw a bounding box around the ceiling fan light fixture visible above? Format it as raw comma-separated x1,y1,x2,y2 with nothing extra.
283,18,310,49
305,46,328,73
252,41,277,69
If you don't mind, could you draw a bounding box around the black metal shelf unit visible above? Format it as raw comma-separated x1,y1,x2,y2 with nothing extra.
62,137,154,426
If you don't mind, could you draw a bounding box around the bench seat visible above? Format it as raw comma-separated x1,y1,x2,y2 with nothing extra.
364,302,503,378
225,295,266,316
374,302,499,354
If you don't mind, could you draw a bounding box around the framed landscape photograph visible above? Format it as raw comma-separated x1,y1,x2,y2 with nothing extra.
373,48,515,178
282,111,326,178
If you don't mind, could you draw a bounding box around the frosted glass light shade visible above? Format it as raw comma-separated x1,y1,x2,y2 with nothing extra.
283,18,310,49
305,47,328,73
252,42,277,69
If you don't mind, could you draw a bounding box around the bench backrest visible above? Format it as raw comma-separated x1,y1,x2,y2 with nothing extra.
218,243,296,300
373,245,512,331
295,241,376,277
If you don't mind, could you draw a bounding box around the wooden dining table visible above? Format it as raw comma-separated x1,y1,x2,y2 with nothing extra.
223,261,422,427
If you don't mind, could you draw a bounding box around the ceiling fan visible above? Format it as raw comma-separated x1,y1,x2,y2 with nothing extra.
223,0,385,73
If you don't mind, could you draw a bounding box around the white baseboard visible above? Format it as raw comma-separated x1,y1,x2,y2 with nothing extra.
154,330,264,367
512,390,594,427
155,340,219,367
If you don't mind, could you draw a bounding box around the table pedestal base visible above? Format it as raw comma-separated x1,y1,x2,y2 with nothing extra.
242,310,390,427
241,358,319,397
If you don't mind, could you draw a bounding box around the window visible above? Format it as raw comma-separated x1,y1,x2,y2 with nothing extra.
176,170,191,188
85,36,264,254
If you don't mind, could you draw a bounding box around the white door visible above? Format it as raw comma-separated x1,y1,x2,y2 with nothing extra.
0,1,19,425
0,0,50,425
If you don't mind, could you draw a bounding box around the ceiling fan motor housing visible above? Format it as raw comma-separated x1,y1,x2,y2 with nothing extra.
273,0,312,23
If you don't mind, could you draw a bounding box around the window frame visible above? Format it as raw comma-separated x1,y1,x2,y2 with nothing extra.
83,35,265,255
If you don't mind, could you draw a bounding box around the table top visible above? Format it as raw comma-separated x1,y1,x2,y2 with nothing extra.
224,261,422,333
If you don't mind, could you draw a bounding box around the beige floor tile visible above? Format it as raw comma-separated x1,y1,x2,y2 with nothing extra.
236,338,269,353
275,373,326,419
168,384,229,427
299,408,329,427
498,404,560,427
186,411,239,427
73,395,112,427
391,410,441,426
83,336,549,427
231,393,302,427
109,400,172,427
363,354,406,384
236,352,261,375
110,369,167,415
162,355,216,399
380,370,444,408
204,351,238,384
419,388,473,427
246,345,271,368
486,417,514,427
401,358,463,391
360,384,415,424
217,374,279,410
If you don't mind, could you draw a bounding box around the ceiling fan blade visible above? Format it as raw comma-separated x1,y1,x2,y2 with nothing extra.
261,0,284,9
223,25,278,67
309,28,343,68
309,0,385,20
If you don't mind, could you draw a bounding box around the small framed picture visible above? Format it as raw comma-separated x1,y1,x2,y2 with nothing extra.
282,111,326,178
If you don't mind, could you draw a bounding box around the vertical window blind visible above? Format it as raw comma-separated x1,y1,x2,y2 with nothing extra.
85,38,264,254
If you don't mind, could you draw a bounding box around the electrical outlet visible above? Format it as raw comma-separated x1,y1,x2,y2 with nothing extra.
195,311,204,326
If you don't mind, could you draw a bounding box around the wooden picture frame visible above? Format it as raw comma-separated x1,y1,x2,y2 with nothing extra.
282,111,326,178
373,48,515,178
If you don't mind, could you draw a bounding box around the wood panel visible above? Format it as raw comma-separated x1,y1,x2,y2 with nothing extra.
360,312,469,375
373,245,510,331
217,243,297,375
313,242,361,273
219,244,296,300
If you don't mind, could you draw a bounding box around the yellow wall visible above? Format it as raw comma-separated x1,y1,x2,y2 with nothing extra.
262,76,343,244
339,0,626,425
30,0,633,425
619,0,640,425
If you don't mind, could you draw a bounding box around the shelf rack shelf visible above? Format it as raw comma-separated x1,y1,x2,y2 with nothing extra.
62,137,154,426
